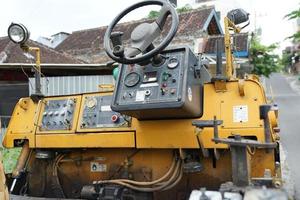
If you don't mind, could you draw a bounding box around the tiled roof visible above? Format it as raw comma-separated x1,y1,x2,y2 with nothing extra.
56,7,218,53
204,33,249,55
0,36,84,64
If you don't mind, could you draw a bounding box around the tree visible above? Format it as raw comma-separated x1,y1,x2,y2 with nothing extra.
176,4,193,14
285,7,300,41
249,35,282,77
281,51,293,71
147,4,193,19
148,10,160,19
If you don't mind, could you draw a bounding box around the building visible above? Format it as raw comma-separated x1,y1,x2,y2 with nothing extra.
0,36,85,130
202,33,250,77
184,0,242,24
56,7,223,63
37,32,70,48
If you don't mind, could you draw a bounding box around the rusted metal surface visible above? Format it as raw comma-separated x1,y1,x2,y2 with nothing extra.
10,194,82,200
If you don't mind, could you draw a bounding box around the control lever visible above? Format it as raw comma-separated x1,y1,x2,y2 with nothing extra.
110,32,124,57
194,57,209,78
259,105,272,145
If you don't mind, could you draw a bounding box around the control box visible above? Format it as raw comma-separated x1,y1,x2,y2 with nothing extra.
111,46,208,120
37,96,81,133
78,94,131,130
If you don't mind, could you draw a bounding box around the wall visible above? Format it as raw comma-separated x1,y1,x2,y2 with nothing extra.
29,75,114,96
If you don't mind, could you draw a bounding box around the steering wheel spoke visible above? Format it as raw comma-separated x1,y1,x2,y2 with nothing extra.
125,47,142,58
156,4,171,30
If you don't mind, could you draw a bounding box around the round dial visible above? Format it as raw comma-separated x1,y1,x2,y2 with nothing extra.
124,72,140,87
86,97,97,108
167,57,179,69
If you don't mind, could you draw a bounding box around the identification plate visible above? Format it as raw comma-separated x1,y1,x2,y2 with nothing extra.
233,105,248,122
90,162,107,172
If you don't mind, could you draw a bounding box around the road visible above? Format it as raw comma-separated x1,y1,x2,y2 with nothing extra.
264,73,300,199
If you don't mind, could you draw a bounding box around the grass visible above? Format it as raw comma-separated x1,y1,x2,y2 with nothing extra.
0,147,21,174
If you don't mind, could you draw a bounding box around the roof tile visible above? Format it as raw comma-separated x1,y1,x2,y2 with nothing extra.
56,7,216,52
0,37,84,64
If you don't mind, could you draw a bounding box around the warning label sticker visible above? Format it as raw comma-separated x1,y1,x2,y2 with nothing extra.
233,105,248,122
90,162,107,172
136,90,145,101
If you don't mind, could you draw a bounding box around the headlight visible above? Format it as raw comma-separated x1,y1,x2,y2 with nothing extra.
7,23,30,44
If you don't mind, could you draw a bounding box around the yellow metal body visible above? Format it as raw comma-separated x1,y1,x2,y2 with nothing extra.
21,46,41,75
2,78,280,199
3,78,278,150
224,17,241,79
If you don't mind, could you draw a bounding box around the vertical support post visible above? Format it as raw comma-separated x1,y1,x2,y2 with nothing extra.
216,38,223,77
21,46,44,101
260,105,272,153
34,48,42,96
224,17,241,80
224,17,233,79
231,144,251,186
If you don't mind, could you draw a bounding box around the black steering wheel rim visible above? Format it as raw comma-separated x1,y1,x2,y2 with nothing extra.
104,0,179,64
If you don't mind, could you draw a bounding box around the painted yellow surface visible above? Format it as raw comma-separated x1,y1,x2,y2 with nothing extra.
3,79,277,150
2,98,38,148
134,79,268,148
35,132,135,148
224,17,241,79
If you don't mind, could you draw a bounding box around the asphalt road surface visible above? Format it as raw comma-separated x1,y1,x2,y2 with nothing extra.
264,73,300,199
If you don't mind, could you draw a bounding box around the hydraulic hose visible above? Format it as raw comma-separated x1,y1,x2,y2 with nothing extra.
96,158,183,192
109,155,177,186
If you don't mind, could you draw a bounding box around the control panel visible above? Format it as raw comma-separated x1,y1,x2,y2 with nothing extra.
39,98,77,131
119,52,182,104
79,94,131,130
112,46,210,120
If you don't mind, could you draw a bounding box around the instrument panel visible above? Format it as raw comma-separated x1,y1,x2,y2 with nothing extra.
111,46,204,120
37,93,131,134
117,50,184,105
78,94,131,131
37,96,81,134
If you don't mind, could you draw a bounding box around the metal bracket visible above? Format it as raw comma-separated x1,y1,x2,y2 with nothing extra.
211,78,227,92
213,134,277,187
238,79,245,96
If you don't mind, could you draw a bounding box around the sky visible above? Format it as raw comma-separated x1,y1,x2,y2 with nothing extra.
0,0,298,51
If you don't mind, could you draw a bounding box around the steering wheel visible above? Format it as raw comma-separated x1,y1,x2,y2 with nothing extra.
104,0,179,64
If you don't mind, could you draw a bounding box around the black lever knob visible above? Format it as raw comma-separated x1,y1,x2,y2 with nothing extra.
110,32,124,57
110,31,123,47
259,105,272,148
259,105,271,120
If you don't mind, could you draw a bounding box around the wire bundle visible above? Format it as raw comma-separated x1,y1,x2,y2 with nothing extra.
94,156,183,192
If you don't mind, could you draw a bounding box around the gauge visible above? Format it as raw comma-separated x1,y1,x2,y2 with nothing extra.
167,57,179,69
124,72,140,87
86,97,97,108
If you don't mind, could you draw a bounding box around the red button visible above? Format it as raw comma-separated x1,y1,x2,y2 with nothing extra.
162,83,167,87
111,114,119,123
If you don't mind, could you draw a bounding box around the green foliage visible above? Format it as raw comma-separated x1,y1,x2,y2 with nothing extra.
281,52,293,68
147,4,193,19
148,10,160,19
285,7,300,41
0,147,21,173
285,8,300,20
250,36,282,77
286,31,300,42
176,4,193,14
